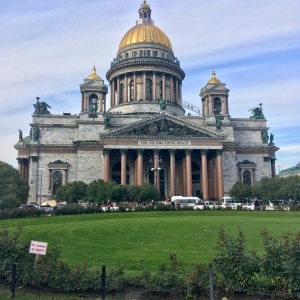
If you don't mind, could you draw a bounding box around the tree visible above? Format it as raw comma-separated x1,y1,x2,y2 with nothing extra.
128,183,160,203
55,181,88,203
229,181,252,203
86,179,113,204
0,161,29,209
278,175,300,202
110,184,129,203
252,177,282,203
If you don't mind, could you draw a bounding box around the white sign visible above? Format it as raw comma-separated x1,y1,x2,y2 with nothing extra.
29,240,48,255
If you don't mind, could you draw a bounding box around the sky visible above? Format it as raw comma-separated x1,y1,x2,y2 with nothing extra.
0,0,299,173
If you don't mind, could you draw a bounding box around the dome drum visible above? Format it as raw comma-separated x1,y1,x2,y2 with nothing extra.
107,57,184,82
107,70,184,114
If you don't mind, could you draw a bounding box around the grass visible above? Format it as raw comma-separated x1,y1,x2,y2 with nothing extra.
1,210,299,273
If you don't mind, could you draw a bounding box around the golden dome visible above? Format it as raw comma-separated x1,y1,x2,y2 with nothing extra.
207,70,221,84
87,66,102,80
118,24,172,51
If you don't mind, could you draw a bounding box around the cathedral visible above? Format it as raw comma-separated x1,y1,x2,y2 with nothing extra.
15,1,278,204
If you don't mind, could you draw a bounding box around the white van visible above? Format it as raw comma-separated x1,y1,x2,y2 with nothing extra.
171,196,202,208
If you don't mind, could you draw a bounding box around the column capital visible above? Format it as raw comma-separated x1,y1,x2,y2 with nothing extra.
153,149,160,155
169,149,176,155
185,149,192,155
17,158,27,163
137,149,144,154
31,156,39,162
103,148,111,156
120,149,128,155
200,149,208,155
216,149,222,156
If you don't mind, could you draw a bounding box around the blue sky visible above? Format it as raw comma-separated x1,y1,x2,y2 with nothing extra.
0,0,299,173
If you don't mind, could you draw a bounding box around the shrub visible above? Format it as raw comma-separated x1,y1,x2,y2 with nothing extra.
213,227,260,292
150,253,184,291
290,203,300,211
185,264,210,299
0,208,43,220
260,229,300,296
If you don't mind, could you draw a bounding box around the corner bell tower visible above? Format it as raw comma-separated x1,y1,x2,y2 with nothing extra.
80,65,108,115
200,70,230,123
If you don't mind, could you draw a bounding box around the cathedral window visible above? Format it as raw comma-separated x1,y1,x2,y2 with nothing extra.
243,170,252,186
159,80,163,99
238,160,256,186
147,50,151,56
53,171,63,195
47,160,69,197
146,78,152,100
89,94,98,113
213,97,222,115
125,52,129,59
153,50,158,57
120,83,124,103
161,52,165,58
139,50,144,57
130,80,134,101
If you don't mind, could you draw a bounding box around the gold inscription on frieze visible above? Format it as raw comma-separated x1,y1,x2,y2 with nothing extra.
138,141,191,145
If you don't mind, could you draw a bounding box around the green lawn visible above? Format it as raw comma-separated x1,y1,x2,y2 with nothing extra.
1,211,299,273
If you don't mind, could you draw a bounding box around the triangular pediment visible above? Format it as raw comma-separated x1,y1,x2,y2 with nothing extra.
100,113,226,140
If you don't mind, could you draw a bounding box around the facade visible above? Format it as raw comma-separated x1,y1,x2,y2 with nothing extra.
15,1,278,204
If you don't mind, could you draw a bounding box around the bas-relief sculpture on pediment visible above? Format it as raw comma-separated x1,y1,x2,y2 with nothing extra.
118,119,211,138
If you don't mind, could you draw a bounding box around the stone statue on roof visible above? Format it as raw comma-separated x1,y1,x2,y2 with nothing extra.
216,117,222,130
159,98,167,110
19,129,23,141
33,97,52,115
269,133,274,145
249,103,265,120
104,113,110,128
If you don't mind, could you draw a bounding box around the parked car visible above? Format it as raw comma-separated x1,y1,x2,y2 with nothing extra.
57,202,67,209
19,204,38,210
242,202,255,210
39,205,54,213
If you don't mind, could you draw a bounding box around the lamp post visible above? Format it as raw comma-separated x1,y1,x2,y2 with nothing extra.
151,167,161,189
38,168,45,206
149,156,163,190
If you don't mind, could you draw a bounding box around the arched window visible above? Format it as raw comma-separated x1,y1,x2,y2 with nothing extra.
213,97,222,115
130,80,134,101
53,171,63,195
159,80,163,99
89,94,98,113
243,170,251,186
120,83,124,103
146,78,152,100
